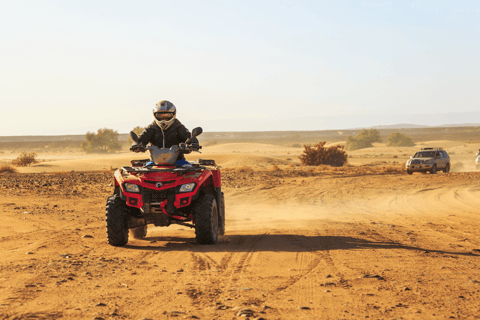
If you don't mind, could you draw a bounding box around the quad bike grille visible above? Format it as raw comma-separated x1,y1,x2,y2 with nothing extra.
144,187,169,202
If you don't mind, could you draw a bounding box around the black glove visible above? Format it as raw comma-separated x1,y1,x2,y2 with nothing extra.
130,144,144,152
190,142,200,151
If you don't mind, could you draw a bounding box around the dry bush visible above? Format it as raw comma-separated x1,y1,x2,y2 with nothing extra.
299,142,348,167
270,165,282,171
12,152,38,167
237,166,253,173
290,143,302,148
0,165,17,173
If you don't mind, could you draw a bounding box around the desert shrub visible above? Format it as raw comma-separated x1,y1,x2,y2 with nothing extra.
346,129,382,151
299,142,348,167
11,152,38,167
290,143,302,148
127,126,145,145
237,166,253,173
0,165,17,173
270,165,282,171
387,132,415,147
82,128,122,153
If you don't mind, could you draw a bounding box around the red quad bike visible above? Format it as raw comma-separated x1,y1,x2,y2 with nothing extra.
105,127,225,246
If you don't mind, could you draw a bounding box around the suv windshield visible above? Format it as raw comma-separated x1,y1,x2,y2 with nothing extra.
414,151,436,158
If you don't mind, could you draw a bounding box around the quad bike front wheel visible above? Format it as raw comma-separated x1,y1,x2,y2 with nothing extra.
105,195,129,247
194,194,219,245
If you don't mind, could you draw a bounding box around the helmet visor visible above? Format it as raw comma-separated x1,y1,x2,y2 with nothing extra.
154,112,174,121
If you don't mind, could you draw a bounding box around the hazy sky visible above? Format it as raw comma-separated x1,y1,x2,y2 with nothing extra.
1,0,480,135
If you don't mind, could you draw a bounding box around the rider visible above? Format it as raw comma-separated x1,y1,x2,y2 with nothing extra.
131,100,198,160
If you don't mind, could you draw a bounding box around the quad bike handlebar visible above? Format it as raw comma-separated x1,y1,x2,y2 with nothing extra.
130,142,202,153
179,143,202,154
130,143,147,153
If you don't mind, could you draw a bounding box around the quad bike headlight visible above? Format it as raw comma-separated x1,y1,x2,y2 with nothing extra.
179,183,196,193
124,183,141,193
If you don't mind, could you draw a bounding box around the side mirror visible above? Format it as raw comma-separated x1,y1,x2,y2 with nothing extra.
130,131,139,143
192,127,203,138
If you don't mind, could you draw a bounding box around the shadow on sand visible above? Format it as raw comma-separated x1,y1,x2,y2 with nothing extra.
125,233,479,257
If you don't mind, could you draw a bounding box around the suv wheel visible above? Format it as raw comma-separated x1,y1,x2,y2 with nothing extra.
444,163,450,173
430,164,437,174
194,194,219,245
106,195,129,246
406,169,413,175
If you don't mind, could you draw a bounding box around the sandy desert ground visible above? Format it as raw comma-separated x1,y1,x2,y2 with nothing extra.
1,141,480,319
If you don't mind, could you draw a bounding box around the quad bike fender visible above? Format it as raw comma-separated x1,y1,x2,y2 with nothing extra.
211,169,221,188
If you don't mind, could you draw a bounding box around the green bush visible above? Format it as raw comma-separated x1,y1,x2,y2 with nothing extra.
387,132,415,147
81,128,122,153
346,129,382,151
299,142,348,167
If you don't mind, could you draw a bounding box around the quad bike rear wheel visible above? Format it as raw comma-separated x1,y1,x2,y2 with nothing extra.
130,225,148,239
194,194,219,245
106,195,129,246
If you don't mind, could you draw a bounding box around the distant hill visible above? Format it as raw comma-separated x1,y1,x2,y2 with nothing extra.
365,123,480,130
1,124,480,144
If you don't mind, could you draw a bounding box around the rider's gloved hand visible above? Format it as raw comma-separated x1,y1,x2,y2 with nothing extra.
190,142,200,151
130,144,142,153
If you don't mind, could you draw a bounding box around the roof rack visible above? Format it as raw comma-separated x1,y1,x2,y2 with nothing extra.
421,147,443,150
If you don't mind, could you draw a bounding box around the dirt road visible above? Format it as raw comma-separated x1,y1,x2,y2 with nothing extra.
1,168,480,319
